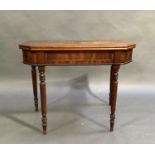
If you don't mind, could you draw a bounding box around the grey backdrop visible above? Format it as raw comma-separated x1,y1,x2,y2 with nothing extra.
0,10,155,84
0,11,155,143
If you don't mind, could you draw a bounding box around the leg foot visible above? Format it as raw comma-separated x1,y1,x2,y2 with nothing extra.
42,114,47,134
110,114,115,132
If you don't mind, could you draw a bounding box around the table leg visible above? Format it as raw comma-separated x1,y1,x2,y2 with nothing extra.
31,65,38,112
109,65,113,106
110,64,120,132
38,66,47,134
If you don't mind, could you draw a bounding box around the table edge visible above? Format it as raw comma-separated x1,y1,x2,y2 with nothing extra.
19,44,136,51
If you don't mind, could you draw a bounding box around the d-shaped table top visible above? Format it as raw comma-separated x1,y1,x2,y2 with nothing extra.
19,40,136,51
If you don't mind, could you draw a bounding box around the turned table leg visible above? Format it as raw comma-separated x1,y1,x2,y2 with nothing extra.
110,64,120,132
38,66,47,134
109,65,113,106
31,66,38,112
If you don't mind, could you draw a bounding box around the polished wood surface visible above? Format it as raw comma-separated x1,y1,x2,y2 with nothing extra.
19,40,136,134
21,50,133,65
19,41,135,65
19,40,135,51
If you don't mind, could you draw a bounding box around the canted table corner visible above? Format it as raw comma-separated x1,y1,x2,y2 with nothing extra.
19,40,136,134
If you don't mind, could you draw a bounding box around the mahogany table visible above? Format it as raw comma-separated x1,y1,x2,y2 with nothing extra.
19,40,136,134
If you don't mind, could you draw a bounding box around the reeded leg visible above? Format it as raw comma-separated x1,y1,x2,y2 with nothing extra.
110,64,120,132
109,65,113,106
38,66,47,134
31,66,38,112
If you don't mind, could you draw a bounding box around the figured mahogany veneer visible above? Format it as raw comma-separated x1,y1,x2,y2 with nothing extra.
19,40,136,134
19,40,135,65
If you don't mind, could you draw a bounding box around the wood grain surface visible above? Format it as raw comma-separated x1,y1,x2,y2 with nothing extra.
19,40,136,51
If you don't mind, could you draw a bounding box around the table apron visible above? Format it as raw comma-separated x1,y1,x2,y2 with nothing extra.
22,50,133,65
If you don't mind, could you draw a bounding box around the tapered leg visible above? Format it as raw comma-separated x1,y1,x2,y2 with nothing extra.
31,66,38,112
110,64,120,132
38,66,47,134
109,65,113,106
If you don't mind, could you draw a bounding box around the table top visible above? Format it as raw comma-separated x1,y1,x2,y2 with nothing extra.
19,40,136,51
